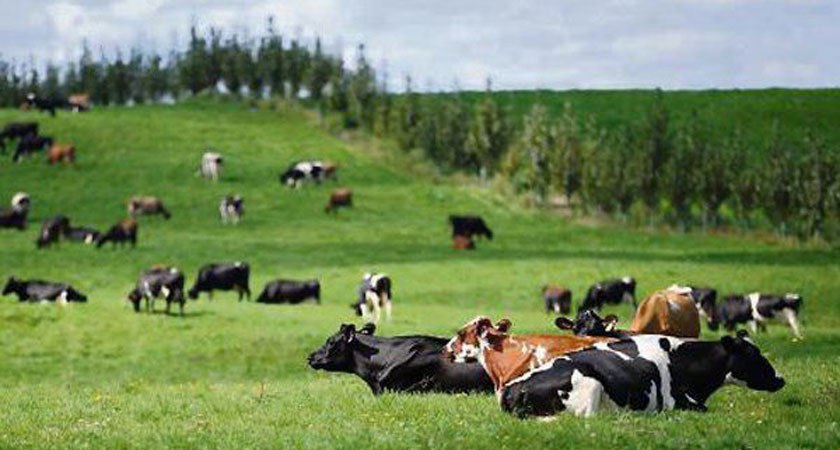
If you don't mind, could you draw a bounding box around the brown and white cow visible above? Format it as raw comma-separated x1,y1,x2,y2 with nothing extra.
325,188,352,213
127,196,171,220
47,144,75,164
629,289,701,338
444,316,612,393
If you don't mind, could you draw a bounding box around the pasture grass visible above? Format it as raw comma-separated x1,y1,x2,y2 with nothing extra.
0,100,838,449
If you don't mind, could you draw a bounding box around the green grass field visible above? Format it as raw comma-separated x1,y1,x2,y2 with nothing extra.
0,100,838,449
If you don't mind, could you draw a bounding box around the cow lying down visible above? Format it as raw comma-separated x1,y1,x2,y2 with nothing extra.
500,330,784,418
308,323,493,395
2,277,88,303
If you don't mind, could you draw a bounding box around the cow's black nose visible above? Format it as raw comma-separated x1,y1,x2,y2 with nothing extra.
770,377,785,392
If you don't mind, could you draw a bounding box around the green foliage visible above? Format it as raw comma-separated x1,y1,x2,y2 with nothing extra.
465,93,510,175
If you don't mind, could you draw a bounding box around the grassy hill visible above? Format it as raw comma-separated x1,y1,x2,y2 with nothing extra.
0,100,838,449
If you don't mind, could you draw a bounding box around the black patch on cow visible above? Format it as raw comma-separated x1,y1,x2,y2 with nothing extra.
608,340,639,359
659,338,671,352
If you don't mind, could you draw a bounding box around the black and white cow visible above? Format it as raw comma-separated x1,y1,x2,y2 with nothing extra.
580,277,637,311
0,122,38,152
2,277,88,303
256,279,320,304
200,152,223,181
0,192,30,230
307,323,494,395
668,284,719,330
64,226,101,244
36,215,69,248
279,161,326,188
127,266,186,314
351,273,392,323
14,134,53,162
219,195,244,224
717,293,803,339
500,331,784,418
555,309,629,339
24,93,65,117
188,262,251,301
449,215,494,240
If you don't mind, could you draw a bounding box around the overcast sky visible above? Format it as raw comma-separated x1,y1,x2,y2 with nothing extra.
0,0,836,91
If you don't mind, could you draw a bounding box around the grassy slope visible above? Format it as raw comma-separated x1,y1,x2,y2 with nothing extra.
0,100,838,449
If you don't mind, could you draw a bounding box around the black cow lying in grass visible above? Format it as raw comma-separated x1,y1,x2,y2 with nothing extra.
36,215,70,248
2,277,88,302
127,266,186,314
256,279,320,304
0,122,38,152
188,262,251,301
64,225,101,244
308,323,493,395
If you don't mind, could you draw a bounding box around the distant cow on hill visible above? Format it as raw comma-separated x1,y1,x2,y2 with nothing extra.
543,285,572,314
127,266,186,315
0,192,30,230
352,273,392,323
24,93,64,117
127,196,171,219
580,276,637,311
200,152,223,181
280,160,335,188
0,122,38,152
13,134,53,162
717,292,803,339
36,215,70,248
449,215,493,240
219,195,244,224
256,279,320,304
2,277,88,303
325,188,352,213
188,262,251,301
96,219,137,248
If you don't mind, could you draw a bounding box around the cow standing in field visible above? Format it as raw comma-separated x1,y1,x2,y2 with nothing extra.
580,276,637,311
0,192,30,230
188,262,251,301
219,195,244,224
308,323,493,395
96,219,138,248
2,277,88,303
448,215,493,240
200,152,223,181
256,279,320,304
36,215,70,248
324,188,352,213
0,122,38,152
127,196,171,220
47,144,76,164
67,94,90,112
717,293,803,339
352,273,392,323
543,285,572,315
127,266,186,314
24,93,63,117
13,134,53,162
499,331,784,418
280,160,333,188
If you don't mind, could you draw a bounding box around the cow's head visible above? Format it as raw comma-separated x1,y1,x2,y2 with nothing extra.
445,316,511,363
187,287,200,300
127,289,142,312
723,331,785,392
308,323,363,371
2,277,20,296
555,309,619,336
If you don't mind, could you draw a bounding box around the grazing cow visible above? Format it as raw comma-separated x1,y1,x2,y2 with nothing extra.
63,225,100,244
24,93,62,116
0,192,30,230
308,323,493,395
452,234,475,250
580,276,637,311
323,162,338,180
13,134,53,162
0,122,38,152
96,219,138,248
2,277,88,303
127,266,186,314
324,188,352,213
668,284,719,330
351,273,392,323
555,309,631,339
188,262,251,301
444,317,612,393
47,144,76,164
628,290,701,338
36,215,70,248
200,152,223,181
67,94,90,112
543,285,572,314
219,195,244,224
448,215,493,240
256,279,320,304
717,293,803,339
499,331,784,418
279,161,328,188
127,196,171,220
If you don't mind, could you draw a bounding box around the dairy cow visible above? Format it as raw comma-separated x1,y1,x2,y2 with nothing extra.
96,219,137,248
2,277,88,303
256,279,320,304
219,195,244,224
64,225,100,244
127,266,186,314
36,215,69,248
580,277,637,311
351,273,392,323
668,284,719,330
543,285,572,314
188,262,251,301
717,293,803,339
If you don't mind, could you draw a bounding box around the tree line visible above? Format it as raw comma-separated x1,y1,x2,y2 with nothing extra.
1,21,837,242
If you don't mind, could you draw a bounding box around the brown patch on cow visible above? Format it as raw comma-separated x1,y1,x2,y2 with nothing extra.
325,188,352,213
323,162,338,180
47,144,75,164
630,290,700,338
452,234,475,250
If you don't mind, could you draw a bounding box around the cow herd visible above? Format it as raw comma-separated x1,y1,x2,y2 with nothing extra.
0,121,76,164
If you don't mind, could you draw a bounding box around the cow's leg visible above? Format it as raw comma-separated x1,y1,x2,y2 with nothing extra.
359,303,372,323
553,302,561,314
179,300,184,316
367,292,382,324
384,300,393,322
782,308,803,339
748,320,758,335
165,300,171,315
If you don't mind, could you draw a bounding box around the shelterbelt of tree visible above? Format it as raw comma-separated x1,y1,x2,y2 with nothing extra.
0,101,837,449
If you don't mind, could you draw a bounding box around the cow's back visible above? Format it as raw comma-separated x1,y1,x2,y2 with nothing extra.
630,291,700,338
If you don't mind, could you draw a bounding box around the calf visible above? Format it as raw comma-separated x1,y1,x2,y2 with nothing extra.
717,293,803,339
351,273,392,323
280,161,327,188
308,323,493,395
200,152,223,181
628,290,701,338
36,215,69,248
2,277,88,303
325,188,353,213
127,266,186,315
96,219,138,248
444,316,612,393
256,279,320,304
500,331,784,418
63,225,101,244
580,276,636,311
449,215,493,240
127,196,171,219
219,195,244,224
452,234,475,250
543,285,572,314
13,134,53,162
668,284,719,330
0,122,38,152
47,144,76,164
188,262,251,301
555,309,631,339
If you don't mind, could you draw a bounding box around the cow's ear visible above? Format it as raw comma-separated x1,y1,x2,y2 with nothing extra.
340,324,356,341
604,315,619,332
555,317,574,330
721,335,737,353
475,317,493,336
359,323,376,335
495,319,512,333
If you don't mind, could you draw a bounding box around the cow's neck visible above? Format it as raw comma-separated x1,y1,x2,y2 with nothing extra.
349,335,388,393
479,337,540,393
670,341,731,407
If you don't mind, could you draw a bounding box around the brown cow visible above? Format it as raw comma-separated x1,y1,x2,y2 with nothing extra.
444,316,612,393
543,285,572,314
47,144,75,164
323,162,338,180
325,188,352,213
128,196,171,219
68,94,90,112
96,219,138,248
452,234,475,250
629,289,701,338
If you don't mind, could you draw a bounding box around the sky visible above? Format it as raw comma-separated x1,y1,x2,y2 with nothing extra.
0,0,837,91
